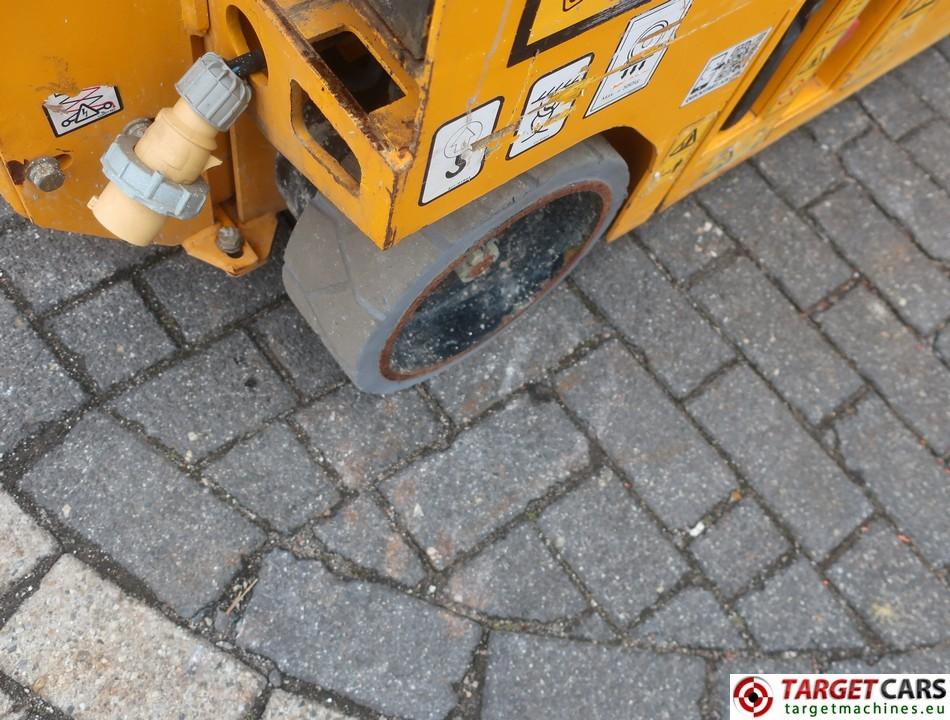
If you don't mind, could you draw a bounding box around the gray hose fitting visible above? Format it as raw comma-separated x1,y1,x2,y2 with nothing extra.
176,53,253,132
100,124,209,220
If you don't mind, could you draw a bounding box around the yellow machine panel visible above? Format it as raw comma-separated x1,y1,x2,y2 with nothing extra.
1,0,945,391
1,0,945,265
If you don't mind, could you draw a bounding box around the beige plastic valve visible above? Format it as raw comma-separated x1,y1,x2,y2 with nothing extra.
89,100,223,246
90,52,251,247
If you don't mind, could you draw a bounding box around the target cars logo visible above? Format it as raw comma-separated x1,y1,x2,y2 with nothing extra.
730,674,947,718
734,676,775,718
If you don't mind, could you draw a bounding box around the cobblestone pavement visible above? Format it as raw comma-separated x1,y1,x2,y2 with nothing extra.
1,48,949,720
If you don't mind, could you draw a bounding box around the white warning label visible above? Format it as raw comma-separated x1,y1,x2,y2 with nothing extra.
586,0,691,117
421,98,503,205
509,54,594,159
43,85,123,137
683,29,772,105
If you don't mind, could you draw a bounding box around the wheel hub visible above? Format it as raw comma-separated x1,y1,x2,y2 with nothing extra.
381,186,608,380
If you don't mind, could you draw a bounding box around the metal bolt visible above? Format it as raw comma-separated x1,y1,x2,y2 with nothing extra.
26,156,66,193
455,239,501,283
216,226,245,257
123,117,153,140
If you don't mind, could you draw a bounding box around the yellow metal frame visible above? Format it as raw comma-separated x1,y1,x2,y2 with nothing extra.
0,0,946,274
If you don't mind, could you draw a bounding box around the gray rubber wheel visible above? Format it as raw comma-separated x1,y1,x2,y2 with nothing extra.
283,137,629,394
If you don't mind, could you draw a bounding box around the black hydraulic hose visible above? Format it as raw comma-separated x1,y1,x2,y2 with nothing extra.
227,50,267,79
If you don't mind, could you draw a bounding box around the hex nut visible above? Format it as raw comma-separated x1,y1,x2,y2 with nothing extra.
26,156,66,193
216,226,244,257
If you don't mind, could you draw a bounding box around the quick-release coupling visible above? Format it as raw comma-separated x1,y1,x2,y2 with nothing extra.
89,53,253,247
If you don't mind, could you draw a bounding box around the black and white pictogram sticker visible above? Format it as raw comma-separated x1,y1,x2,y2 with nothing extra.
421,98,503,205
509,54,594,159
682,29,771,105
43,85,123,137
586,0,691,117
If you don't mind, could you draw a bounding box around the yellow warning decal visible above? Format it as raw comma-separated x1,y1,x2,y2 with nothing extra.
645,113,718,193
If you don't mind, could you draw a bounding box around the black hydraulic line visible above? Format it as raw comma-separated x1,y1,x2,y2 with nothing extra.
227,50,267,79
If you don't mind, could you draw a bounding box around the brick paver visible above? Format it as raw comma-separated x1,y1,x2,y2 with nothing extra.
0,491,56,594
312,492,426,585
20,411,265,616
237,551,479,720
0,294,84,454
1,54,948,720
0,556,263,719
689,365,872,558
819,287,950,454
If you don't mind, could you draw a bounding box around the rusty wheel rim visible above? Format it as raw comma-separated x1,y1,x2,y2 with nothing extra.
380,182,611,381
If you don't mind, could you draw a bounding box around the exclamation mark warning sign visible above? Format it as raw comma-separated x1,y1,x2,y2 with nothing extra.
43,85,123,137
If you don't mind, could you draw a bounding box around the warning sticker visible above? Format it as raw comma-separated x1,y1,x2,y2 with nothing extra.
682,29,771,106
421,98,503,205
586,0,691,117
509,54,594,159
645,112,718,193
43,85,123,137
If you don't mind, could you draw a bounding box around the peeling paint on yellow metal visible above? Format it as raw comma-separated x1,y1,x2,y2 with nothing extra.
0,0,946,271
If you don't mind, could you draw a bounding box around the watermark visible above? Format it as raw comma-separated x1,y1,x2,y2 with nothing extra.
730,674,947,719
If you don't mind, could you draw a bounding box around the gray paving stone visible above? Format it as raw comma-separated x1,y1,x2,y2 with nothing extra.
20,412,264,616
253,304,345,398
692,258,862,424
632,588,744,650
699,164,852,308
0,195,13,223
539,469,687,624
811,183,950,335
446,523,586,622
0,295,84,456
484,633,705,720
819,288,950,454
569,611,619,642
428,285,604,422
263,691,355,720
903,120,950,191
737,559,864,651
827,522,950,649
836,395,949,567
0,221,148,313
841,130,950,261
204,423,339,532
858,72,933,138
237,551,480,720
313,493,425,586
807,98,871,151
143,251,284,343
0,492,56,595
574,240,733,396
937,326,950,365
638,198,734,281
712,656,815,719
49,281,176,388
0,555,264,720
689,366,872,558
0,689,23,720
383,395,588,569
296,384,441,488
691,499,790,598
897,47,950,117
754,129,845,207
830,646,950,673
556,341,735,529
114,332,295,460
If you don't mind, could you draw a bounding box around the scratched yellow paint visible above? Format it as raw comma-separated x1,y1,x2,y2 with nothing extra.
0,0,946,266
528,0,632,45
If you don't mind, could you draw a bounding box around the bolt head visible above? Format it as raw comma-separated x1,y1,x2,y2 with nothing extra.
216,226,244,257
26,156,66,193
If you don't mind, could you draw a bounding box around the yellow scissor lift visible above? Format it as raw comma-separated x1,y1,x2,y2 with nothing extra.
0,0,946,391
